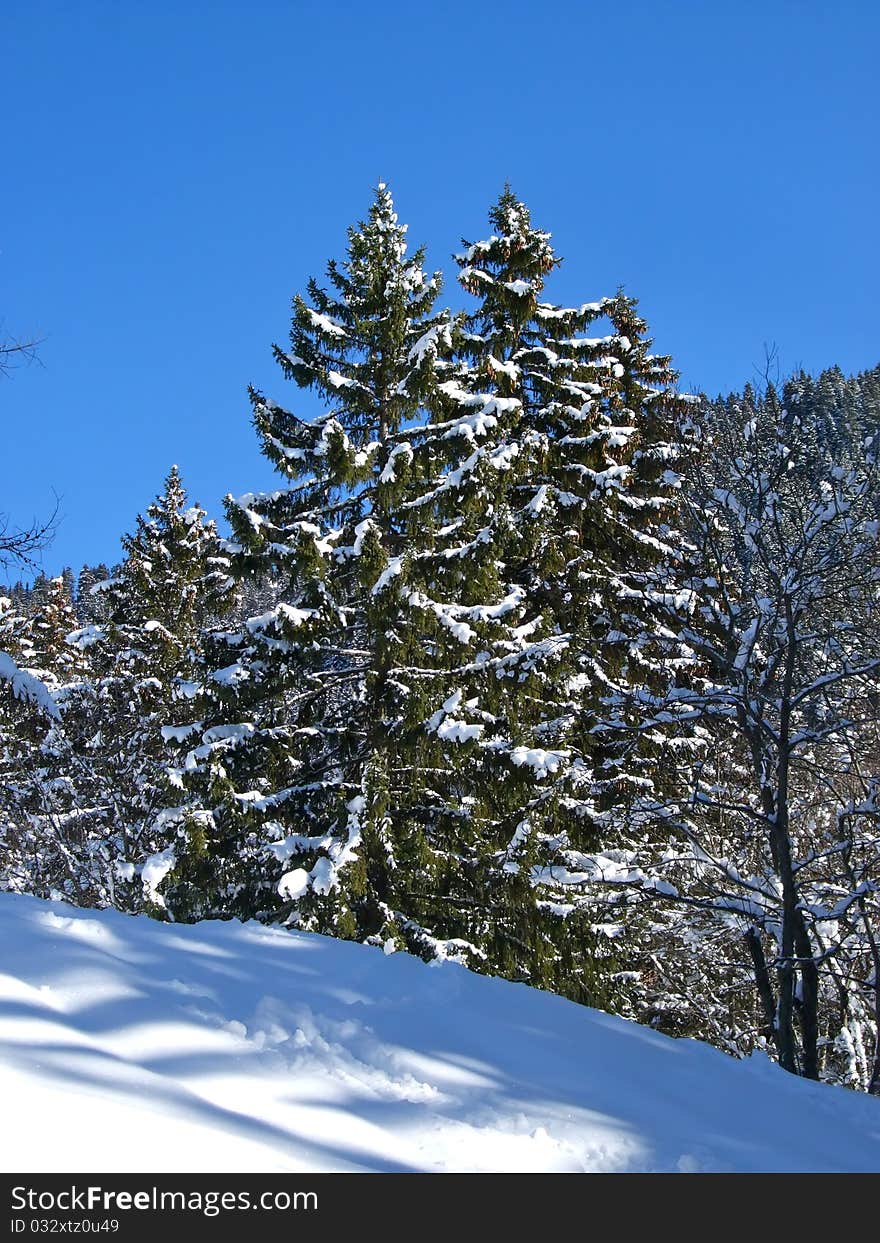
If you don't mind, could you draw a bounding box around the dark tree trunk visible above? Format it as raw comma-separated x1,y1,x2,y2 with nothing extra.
745,925,780,1056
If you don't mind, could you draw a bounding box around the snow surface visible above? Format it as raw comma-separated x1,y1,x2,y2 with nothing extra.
1,893,878,1173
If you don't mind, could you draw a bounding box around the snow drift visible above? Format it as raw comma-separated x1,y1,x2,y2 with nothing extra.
1,892,878,1173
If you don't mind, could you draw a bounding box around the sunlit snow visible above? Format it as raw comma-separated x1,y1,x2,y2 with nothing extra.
1,894,878,1173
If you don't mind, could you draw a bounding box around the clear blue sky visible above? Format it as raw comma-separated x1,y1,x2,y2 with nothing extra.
2,1,878,579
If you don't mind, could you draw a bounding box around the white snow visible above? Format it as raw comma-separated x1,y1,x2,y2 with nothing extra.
277,868,311,901
0,651,60,718
371,556,403,596
408,587,525,645
508,745,568,777
408,323,452,365
437,719,484,744
66,624,105,650
210,662,249,687
139,849,177,907
1,893,878,1173
351,517,379,556
304,308,347,338
379,442,413,483
246,603,314,633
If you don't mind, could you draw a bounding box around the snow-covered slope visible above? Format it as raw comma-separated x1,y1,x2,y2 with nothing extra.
1,893,878,1173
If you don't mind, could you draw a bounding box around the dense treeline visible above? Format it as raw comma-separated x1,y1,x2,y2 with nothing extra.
2,186,879,1093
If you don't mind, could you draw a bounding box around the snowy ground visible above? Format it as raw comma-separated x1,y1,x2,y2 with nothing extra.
1,893,878,1173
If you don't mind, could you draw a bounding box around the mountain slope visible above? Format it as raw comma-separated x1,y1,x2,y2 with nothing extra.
1,893,878,1172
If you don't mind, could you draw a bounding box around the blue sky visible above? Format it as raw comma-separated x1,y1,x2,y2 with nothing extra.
2,1,878,579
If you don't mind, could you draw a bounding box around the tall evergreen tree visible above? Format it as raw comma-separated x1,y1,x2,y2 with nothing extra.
382,190,692,998
75,563,112,625
164,185,451,933
58,466,233,914
26,575,85,685
0,587,94,904
0,591,33,666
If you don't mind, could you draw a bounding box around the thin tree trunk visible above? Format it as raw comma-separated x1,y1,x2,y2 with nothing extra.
793,914,820,1079
772,597,815,1077
745,925,779,1055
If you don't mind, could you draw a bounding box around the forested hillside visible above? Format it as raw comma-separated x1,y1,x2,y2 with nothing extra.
3,186,879,1095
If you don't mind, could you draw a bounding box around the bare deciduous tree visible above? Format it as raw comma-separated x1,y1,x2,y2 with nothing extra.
646,384,880,1084
1,319,55,568
567,380,880,1088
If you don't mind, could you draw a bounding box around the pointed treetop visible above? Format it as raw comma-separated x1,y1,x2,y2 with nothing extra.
372,180,394,212
139,464,194,529
488,184,544,245
457,187,558,307
252,182,445,475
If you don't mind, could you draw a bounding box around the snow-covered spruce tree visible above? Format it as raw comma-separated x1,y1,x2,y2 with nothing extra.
56,466,234,914
0,590,33,667
75,562,112,626
0,582,105,904
599,380,880,1086
162,185,454,934
0,592,45,893
348,188,587,983
0,618,66,899
371,190,692,1001
25,575,88,686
